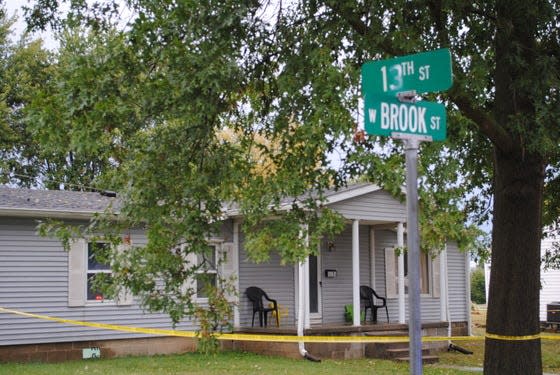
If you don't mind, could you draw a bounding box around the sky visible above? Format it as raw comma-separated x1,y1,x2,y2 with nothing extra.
4,0,63,49
5,0,27,36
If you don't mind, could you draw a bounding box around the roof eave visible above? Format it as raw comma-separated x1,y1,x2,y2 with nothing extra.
324,184,382,206
0,207,110,220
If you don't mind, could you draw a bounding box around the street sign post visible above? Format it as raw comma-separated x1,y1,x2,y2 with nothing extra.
363,96,446,141
361,49,453,375
361,48,452,96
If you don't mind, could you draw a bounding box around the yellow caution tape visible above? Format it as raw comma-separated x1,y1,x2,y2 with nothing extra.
485,332,542,341
0,307,196,338
1,307,559,343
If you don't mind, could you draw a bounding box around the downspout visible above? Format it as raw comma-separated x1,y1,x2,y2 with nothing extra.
298,259,321,362
297,226,320,362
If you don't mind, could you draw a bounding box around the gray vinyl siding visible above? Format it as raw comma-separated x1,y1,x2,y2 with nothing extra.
237,230,296,327
446,242,469,322
327,190,406,223
0,217,197,346
320,224,371,323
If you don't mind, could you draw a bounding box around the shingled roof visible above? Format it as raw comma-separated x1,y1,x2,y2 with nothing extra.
0,183,384,219
0,187,118,218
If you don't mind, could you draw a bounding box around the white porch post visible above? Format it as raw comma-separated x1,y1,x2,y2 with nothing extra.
352,220,361,327
397,222,406,324
304,255,311,329
369,226,376,289
233,220,241,329
439,243,448,322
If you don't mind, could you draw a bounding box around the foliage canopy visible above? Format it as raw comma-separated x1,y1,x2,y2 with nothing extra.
2,0,559,370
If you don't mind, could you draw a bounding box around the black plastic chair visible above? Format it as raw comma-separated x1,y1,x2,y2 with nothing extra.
245,286,279,327
360,285,389,323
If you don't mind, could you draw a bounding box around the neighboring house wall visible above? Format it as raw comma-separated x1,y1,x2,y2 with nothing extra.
485,230,560,322
540,234,560,322
0,217,199,346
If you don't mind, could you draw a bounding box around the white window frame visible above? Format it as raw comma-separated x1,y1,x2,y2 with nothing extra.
68,238,133,307
194,241,222,301
85,241,113,304
385,247,440,298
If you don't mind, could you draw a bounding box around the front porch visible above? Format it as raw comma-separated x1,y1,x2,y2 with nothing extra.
230,321,455,360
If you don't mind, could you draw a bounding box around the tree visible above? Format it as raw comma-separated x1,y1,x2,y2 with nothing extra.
22,1,560,372
0,9,52,188
0,6,131,191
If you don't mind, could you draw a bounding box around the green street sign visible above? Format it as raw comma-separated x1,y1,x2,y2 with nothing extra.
364,95,447,141
362,48,452,96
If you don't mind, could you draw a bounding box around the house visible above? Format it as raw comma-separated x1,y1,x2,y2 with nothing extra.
484,228,560,325
539,231,560,324
0,184,471,362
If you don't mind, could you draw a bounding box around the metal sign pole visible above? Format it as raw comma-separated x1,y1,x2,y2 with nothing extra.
361,48,452,375
404,138,423,375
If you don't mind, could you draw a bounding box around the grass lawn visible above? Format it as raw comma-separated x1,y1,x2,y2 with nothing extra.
0,352,478,375
1,308,558,375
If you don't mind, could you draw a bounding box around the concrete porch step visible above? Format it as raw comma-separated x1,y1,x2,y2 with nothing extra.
364,334,439,364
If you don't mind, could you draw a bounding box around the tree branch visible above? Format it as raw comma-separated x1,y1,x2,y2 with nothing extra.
323,1,402,56
447,82,514,153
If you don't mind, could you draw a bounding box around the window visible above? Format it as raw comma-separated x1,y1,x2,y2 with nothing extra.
86,242,113,302
402,251,430,294
384,247,440,298
68,238,133,307
195,244,218,299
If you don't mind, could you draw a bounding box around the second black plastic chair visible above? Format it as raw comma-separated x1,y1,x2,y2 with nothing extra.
360,285,389,323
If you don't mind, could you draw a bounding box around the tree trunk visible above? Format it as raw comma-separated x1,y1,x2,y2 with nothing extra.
483,149,544,374
484,1,545,372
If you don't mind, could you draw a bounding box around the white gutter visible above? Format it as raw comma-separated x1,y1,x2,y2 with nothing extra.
0,207,108,220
